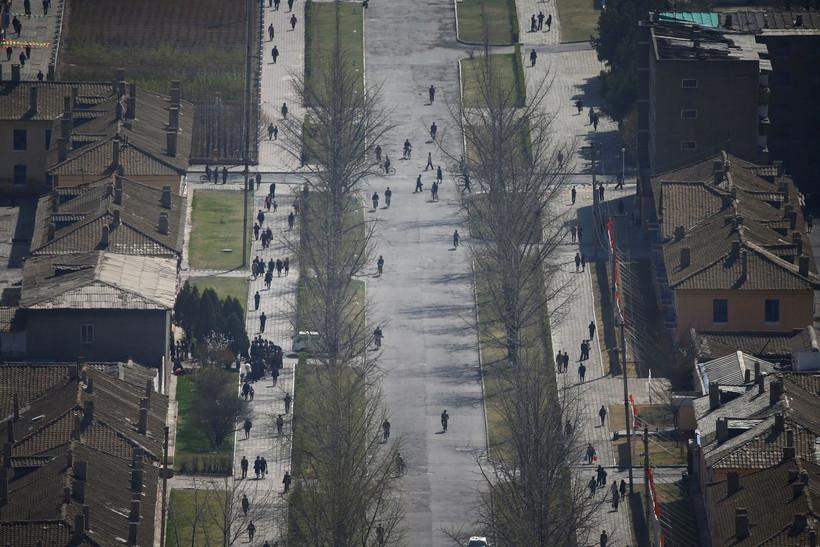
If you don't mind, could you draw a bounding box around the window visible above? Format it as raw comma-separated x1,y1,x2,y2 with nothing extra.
681,78,698,89
45,129,52,150
713,299,729,323
13,129,27,151
81,324,94,344
13,165,26,186
764,299,780,323
680,141,698,152
681,109,698,120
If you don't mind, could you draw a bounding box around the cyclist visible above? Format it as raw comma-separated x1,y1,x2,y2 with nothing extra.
403,139,412,159
383,156,391,174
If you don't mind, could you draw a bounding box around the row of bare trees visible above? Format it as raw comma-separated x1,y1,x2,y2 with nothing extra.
277,4,404,545
454,46,602,545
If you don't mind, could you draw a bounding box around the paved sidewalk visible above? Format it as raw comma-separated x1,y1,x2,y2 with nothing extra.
258,0,305,171
516,0,562,45
229,183,300,546
0,0,64,79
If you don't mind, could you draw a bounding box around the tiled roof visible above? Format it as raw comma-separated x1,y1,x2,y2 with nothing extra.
0,521,75,547
0,363,76,419
30,176,185,258
695,351,777,393
21,252,178,310
649,20,767,62
717,9,820,32
691,329,804,363
48,135,186,177
707,459,820,547
0,81,114,121
708,417,818,469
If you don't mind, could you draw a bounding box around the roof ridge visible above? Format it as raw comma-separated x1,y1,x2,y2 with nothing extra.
744,240,818,283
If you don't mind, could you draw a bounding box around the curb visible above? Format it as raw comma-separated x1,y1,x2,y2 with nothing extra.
471,260,492,458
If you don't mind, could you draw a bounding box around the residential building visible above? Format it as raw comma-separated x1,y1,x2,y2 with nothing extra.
693,350,777,395
637,16,768,174
29,174,186,259
0,362,168,546
688,327,807,365
648,151,818,341
20,252,177,367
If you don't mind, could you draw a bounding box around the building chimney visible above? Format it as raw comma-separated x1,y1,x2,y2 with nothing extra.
158,212,170,235
138,407,148,434
128,521,138,546
775,412,785,432
101,225,110,247
130,469,143,493
47,64,55,80
71,86,78,108
58,137,68,162
674,225,686,241
129,499,141,522
793,480,805,499
792,233,803,257
168,106,180,130
170,80,181,106
63,486,71,504
73,460,88,481
735,508,749,539
114,186,123,206
713,159,724,183
115,174,123,191
73,514,85,544
799,255,810,277
161,185,172,209
741,250,748,280
139,396,150,412
0,468,8,506
770,375,783,405
112,137,121,169
6,421,14,444
113,209,121,227
731,241,741,257
115,100,124,121
2,443,10,467
786,208,797,230
709,381,721,410
126,83,137,119
774,160,784,176
72,414,82,440
29,86,38,114
72,478,86,503
166,131,177,157
12,393,19,421
727,471,741,495
793,513,808,532
716,417,729,444
11,64,21,82
680,247,690,268
83,400,94,425
47,222,56,241
82,505,90,531
757,371,765,394
145,379,153,398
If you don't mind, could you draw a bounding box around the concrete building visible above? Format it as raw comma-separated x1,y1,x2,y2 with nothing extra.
638,16,769,175
648,151,819,342
20,252,177,367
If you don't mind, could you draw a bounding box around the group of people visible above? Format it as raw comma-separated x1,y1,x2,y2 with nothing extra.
204,165,230,184
529,10,553,32
239,454,269,480
246,335,285,381
253,255,291,288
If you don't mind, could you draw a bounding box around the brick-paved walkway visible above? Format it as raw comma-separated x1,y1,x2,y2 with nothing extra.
516,0,562,45
230,182,300,546
1,0,64,79
258,0,305,171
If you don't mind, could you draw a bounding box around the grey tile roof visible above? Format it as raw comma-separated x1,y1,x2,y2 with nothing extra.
691,329,804,363
718,9,820,32
21,252,178,310
696,351,777,393
0,81,114,121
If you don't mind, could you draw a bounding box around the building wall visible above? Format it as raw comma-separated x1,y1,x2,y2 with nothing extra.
649,57,760,173
25,308,169,366
674,289,813,339
0,120,52,195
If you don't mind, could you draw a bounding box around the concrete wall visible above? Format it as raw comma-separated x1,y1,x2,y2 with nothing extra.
674,289,813,339
25,308,170,366
649,58,760,173
0,120,52,195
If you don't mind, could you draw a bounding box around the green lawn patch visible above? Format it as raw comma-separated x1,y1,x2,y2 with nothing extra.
304,1,364,100
556,0,600,43
188,190,250,270
174,373,235,474
461,52,526,108
457,0,519,45
165,488,227,547
188,277,248,316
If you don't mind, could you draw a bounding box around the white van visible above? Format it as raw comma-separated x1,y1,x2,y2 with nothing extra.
291,331,322,354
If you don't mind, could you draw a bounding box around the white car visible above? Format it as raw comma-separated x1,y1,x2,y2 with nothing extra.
291,331,321,353
467,537,488,547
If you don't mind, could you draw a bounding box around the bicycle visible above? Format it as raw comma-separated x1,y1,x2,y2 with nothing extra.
383,166,396,175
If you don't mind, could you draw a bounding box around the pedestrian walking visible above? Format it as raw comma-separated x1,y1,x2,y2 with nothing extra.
593,112,600,131
600,530,608,547
531,14,537,32
596,464,607,486
276,258,284,277
261,457,268,476
415,174,423,193
288,0,294,10
24,0,32,17
222,166,228,184
570,224,577,242
268,23,275,40
575,99,583,114
284,257,290,276
372,191,379,210
546,13,552,30
271,45,279,63
37,70,44,81
242,494,250,515
537,10,545,30
384,187,392,207
254,457,261,479
598,183,605,201
284,392,292,414
268,123,275,140
620,479,627,498
241,455,249,478
247,521,256,542
376,524,385,546
586,443,596,464
581,253,586,272
282,471,292,493
571,186,576,205
611,482,620,510
255,172,262,190
290,13,297,29
588,106,595,126
428,84,436,104
808,213,814,233
579,363,587,382
375,144,382,162
453,230,460,248
244,418,253,439
431,181,438,201
382,419,391,441
281,102,288,118
259,312,267,333
575,252,581,272
577,224,583,243
441,409,449,432
5,47,12,61
288,211,295,230
425,152,434,170
276,414,284,435
274,0,280,9
530,49,538,67
43,0,50,15
430,122,437,140
599,404,607,426
377,255,384,276
436,165,443,183
589,320,596,340
588,476,598,496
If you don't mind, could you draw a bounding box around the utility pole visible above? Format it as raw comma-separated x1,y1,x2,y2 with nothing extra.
159,426,170,547
241,0,254,268
644,425,651,523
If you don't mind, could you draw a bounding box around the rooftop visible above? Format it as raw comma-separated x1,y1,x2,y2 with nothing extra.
21,252,178,310
0,81,114,122
695,351,777,394
647,19,770,64
690,328,807,363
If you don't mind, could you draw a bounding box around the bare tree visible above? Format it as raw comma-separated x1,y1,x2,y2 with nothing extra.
191,367,247,450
